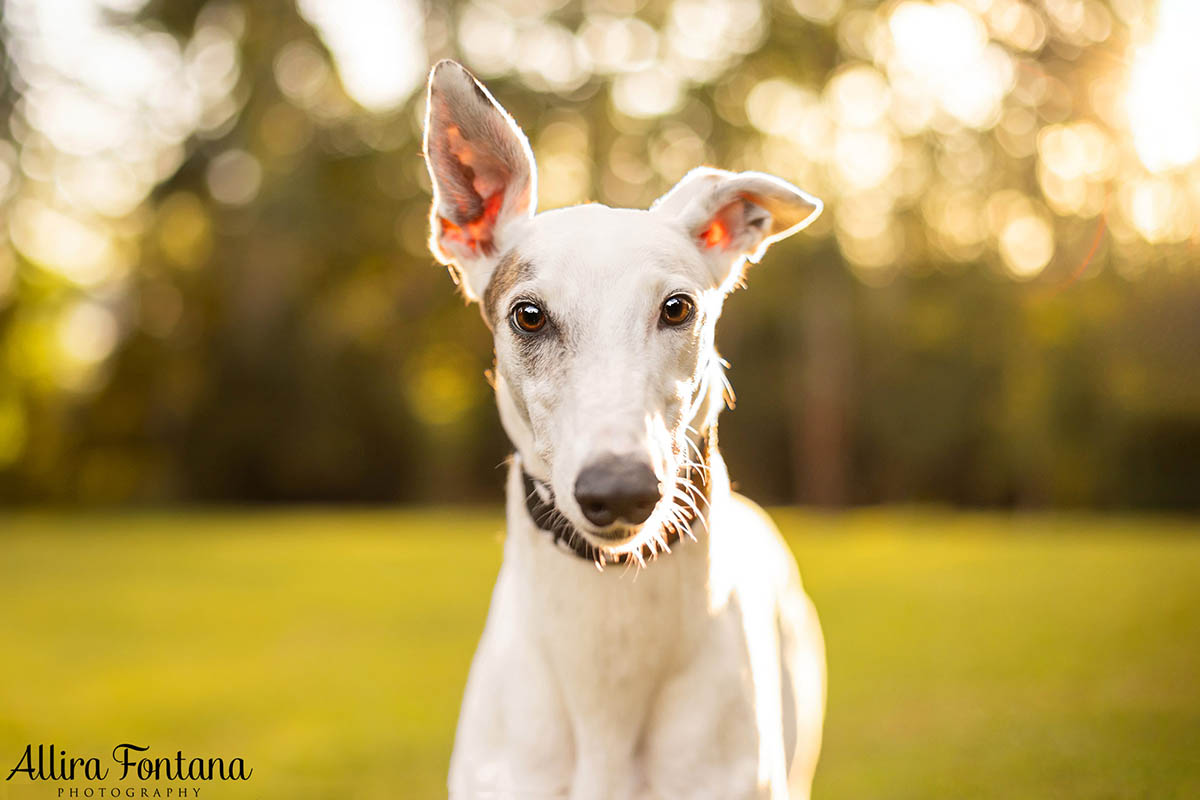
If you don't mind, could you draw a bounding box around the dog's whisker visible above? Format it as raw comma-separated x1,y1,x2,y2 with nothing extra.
664,503,695,544
672,480,710,515
671,492,703,524
718,368,736,408
667,491,703,531
669,506,698,543
682,483,711,511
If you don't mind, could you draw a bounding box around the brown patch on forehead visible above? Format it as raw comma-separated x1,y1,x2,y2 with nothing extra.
483,248,533,325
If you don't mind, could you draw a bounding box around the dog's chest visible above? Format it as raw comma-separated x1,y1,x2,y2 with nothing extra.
529,543,705,707
522,540,714,741
513,541,764,798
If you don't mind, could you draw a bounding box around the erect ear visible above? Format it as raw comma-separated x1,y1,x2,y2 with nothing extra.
652,168,822,291
423,60,537,301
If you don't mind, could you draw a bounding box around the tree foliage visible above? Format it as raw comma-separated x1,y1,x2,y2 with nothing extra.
0,0,1196,507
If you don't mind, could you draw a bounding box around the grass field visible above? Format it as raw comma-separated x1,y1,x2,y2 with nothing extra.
1,509,1198,799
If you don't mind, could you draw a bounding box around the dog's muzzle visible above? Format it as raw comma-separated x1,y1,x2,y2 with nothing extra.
520,433,712,568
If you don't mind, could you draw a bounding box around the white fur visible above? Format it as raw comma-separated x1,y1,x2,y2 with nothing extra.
424,61,826,799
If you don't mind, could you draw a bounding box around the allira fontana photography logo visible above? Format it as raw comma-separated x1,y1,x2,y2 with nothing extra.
6,744,252,797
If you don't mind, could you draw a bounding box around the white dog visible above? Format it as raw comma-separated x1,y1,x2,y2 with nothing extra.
424,60,826,800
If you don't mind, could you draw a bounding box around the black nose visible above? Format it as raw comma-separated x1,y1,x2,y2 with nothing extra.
574,457,661,527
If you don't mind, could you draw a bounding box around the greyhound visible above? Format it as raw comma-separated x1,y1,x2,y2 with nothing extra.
423,60,826,800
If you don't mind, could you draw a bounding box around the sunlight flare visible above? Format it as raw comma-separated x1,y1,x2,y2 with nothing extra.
1126,0,1200,173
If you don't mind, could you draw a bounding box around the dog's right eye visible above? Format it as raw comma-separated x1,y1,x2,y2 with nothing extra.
660,294,695,327
511,302,547,334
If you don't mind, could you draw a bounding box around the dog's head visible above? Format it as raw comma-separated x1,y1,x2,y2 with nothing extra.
423,60,821,552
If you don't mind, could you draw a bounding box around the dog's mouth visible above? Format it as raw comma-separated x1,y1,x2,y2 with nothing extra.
579,521,645,545
568,488,686,552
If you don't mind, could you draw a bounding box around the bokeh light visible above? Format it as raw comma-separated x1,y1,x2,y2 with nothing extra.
1125,0,1200,174
0,0,1197,508
298,0,426,112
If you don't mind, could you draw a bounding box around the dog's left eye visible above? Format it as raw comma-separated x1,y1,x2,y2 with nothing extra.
511,301,547,334
660,294,695,327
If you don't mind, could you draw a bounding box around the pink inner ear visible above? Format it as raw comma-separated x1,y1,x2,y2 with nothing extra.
699,218,730,250
439,190,505,255
445,125,506,200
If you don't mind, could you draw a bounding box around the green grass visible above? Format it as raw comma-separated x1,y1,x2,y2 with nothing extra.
1,509,1198,799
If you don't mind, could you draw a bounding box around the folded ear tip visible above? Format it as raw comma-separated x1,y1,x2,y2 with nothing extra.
806,194,823,219
779,195,821,236
768,177,822,229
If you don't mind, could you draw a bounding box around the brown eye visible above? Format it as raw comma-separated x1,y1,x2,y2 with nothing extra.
660,294,695,327
511,301,546,333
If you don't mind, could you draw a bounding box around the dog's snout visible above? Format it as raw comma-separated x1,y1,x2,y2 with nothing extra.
574,457,661,527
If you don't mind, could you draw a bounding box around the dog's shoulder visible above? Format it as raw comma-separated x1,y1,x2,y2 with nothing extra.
712,492,804,588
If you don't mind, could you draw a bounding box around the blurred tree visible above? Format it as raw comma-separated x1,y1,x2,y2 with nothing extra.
0,0,1196,508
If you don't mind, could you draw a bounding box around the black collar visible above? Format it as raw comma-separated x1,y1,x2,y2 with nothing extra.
520,434,712,568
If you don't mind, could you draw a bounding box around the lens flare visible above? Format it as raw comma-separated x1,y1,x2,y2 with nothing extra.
1126,0,1200,173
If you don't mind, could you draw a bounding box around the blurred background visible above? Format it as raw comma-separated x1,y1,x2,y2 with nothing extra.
2,2,1200,799
0,0,1196,509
